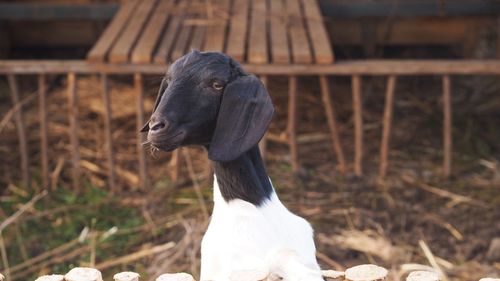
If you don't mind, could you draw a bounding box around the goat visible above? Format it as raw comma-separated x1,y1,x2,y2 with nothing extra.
142,50,324,281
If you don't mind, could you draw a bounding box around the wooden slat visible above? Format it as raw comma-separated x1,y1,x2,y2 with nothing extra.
443,75,452,178
361,20,377,57
288,76,299,172
187,0,207,51
154,1,185,64
286,0,312,63
248,0,268,64
352,75,363,176
38,74,49,189
109,0,157,63
258,76,268,159
302,0,334,64
319,75,346,173
269,0,290,64
7,74,30,189
171,0,194,61
67,72,81,191
225,0,249,62
171,25,193,61
203,0,230,52
101,74,116,192
379,75,396,178
87,0,139,62
204,150,213,179
497,16,500,59
169,149,182,182
4,60,500,76
189,25,206,51
131,0,172,63
135,73,148,190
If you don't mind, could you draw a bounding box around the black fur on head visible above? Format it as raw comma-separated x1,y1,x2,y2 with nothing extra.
142,50,274,162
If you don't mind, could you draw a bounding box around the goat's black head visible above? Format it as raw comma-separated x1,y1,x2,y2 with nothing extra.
142,50,274,162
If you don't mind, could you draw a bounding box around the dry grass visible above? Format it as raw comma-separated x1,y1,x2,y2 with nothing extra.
0,72,499,280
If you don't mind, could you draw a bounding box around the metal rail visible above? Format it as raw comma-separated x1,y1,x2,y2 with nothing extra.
2,59,498,191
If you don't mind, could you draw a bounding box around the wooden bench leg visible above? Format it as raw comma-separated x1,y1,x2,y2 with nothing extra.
319,75,346,174
101,73,116,192
352,75,363,176
443,75,452,178
288,76,300,173
259,76,268,161
67,72,81,192
134,73,148,190
379,75,397,179
8,74,30,189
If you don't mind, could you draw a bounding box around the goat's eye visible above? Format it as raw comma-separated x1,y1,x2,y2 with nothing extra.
212,81,224,91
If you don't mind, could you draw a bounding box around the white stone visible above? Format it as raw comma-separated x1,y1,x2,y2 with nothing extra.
407,271,440,281
114,272,140,281
156,273,195,281
345,264,388,281
322,269,346,279
34,275,64,281
65,267,103,281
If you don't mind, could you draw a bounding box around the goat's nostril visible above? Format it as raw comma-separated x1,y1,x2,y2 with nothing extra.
150,121,166,131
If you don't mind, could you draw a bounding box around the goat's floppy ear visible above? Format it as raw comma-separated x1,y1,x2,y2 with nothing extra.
140,77,168,132
208,75,274,162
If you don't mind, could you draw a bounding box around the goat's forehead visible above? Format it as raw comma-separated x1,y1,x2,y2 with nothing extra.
169,52,230,79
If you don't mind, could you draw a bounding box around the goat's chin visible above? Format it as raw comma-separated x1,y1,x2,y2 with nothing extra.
147,131,186,152
155,144,179,152
149,139,182,152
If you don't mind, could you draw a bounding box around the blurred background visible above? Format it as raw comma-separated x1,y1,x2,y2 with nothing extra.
0,0,499,280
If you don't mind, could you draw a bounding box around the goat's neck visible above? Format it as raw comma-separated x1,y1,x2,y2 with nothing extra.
212,145,273,206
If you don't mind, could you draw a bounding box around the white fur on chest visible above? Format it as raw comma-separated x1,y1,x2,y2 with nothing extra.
200,177,321,281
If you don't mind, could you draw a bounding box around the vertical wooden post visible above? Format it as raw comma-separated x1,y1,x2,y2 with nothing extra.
67,72,81,191
360,20,377,57
352,75,363,176
438,0,446,16
379,75,397,178
135,73,148,190
259,75,268,160
38,74,49,189
0,233,10,281
7,74,29,189
204,155,213,180
443,75,452,178
497,16,500,59
288,76,299,173
319,75,346,173
169,149,182,183
101,74,116,192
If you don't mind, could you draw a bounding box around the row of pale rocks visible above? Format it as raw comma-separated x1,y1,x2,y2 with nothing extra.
1,264,499,281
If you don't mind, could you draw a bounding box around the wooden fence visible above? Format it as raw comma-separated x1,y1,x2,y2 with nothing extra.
2,59,500,191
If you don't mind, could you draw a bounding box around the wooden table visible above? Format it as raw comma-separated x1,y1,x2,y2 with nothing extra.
87,0,344,181
87,0,334,65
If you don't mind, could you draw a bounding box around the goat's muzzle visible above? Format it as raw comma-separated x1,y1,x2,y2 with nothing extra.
146,115,185,151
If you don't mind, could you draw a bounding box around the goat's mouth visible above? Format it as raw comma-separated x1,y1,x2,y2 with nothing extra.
146,131,186,152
